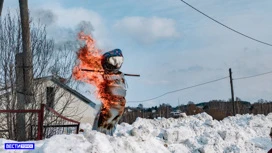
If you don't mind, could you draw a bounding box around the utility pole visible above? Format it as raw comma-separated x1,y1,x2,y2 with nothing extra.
166,104,168,118
0,0,4,16
159,101,161,118
16,0,34,141
16,53,26,141
178,98,181,112
229,68,235,116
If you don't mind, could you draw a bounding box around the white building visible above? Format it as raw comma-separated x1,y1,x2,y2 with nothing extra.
35,75,98,124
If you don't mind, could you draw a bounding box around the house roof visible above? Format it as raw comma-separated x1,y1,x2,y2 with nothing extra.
50,76,96,108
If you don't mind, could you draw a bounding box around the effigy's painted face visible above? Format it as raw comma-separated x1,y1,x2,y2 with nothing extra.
108,56,123,69
102,49,124,72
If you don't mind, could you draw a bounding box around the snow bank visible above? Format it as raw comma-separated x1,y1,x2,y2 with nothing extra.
1,113,272,153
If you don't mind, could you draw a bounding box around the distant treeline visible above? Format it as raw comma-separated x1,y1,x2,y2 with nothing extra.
120,99,272,124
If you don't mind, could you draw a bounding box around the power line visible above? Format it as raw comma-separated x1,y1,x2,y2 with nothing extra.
180,0,272,47
233,70,272,80
127,76,228,103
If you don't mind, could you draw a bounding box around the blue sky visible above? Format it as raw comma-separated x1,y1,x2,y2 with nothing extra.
3,0,272,107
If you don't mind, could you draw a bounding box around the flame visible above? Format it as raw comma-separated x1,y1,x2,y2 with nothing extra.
72,32,117,112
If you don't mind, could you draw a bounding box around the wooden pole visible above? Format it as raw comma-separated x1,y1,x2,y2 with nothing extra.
15,53,26,141
229,68,235,116
19,0,34,103
0,0,3,16
17,0,34,140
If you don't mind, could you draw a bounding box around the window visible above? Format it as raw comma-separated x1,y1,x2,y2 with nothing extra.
46,87,55,108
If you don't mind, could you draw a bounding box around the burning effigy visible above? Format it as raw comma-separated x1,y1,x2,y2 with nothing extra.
73,32,139,135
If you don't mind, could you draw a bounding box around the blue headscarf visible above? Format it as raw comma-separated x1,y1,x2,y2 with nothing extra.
102,49,123,58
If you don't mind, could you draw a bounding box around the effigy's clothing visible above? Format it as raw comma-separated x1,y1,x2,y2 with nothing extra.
104,73,126,97
92,72,126,135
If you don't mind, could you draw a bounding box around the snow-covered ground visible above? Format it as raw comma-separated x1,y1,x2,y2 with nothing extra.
1,113,272,153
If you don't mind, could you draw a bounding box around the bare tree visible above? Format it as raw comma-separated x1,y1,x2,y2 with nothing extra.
0,12,80,140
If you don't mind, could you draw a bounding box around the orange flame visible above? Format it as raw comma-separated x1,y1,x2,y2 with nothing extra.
72,32,116,111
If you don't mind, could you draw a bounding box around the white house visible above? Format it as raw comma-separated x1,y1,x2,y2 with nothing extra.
35,75,98,124
0,75,99,139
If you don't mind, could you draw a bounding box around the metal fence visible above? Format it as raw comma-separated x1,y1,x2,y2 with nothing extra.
0,104,80,140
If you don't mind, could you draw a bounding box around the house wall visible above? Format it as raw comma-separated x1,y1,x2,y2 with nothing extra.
0,78,97,139
36,79,97,125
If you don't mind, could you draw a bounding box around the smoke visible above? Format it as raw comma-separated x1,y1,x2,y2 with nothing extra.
31,9,56,26
31,9,96,45
76,21,94,35
30,6,113,53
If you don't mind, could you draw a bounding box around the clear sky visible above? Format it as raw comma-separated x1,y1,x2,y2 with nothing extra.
2,0,272,107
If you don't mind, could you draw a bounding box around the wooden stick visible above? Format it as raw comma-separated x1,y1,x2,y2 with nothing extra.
80,69,140,77
81,69,103,73
123,73,140,77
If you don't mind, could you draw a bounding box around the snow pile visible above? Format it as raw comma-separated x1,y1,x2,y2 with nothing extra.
1,113,272,153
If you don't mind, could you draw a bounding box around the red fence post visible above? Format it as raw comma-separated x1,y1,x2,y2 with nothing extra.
76,123,80,134
37,104,44,140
